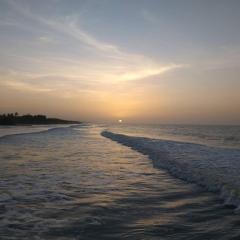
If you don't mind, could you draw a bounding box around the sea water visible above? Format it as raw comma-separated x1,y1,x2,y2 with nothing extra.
0,124,240,239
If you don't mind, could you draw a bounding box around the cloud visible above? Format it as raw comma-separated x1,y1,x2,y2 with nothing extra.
4,0,184,83
38,36,54,44
2,80,52,93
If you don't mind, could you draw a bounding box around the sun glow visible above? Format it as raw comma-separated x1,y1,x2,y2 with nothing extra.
118,119,123,123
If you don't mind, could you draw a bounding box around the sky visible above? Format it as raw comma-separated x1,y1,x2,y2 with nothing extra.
0,0,240,124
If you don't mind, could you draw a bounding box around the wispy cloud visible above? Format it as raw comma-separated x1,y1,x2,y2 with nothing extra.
38,36,54,44
4,0,184,84
2,80,53,93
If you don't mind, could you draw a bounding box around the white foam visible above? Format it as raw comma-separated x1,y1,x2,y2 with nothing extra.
0,124,80,139
102,131,240,209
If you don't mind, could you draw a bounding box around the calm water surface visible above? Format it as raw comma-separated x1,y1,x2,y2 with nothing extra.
0,124,240,239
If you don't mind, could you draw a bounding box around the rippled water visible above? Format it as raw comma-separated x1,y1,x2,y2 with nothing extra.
107,124,240,149
0,124,240,239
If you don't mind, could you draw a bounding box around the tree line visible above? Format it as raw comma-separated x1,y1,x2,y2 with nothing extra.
0,113,80,125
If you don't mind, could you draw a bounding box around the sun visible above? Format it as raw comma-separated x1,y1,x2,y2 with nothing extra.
118,119,123,123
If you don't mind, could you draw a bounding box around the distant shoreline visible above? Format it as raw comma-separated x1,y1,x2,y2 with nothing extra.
0,113,81,126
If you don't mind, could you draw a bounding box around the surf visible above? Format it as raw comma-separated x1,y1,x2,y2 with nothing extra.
102,130,240,210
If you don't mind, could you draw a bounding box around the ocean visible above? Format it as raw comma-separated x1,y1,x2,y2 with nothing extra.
0,123,240,239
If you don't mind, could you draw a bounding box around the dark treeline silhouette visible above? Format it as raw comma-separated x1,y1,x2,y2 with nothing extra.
0,113,80,125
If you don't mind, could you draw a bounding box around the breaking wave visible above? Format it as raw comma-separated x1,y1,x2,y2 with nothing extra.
102,131,240,210
0,124,83,139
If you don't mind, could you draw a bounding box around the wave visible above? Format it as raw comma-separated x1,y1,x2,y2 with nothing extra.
102,131,240,210
0,124,83,139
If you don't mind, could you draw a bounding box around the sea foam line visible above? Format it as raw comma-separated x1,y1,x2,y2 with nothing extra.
0,124,83,139
101,131,240,210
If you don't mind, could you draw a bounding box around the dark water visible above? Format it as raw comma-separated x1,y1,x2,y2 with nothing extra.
0,124,240,239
